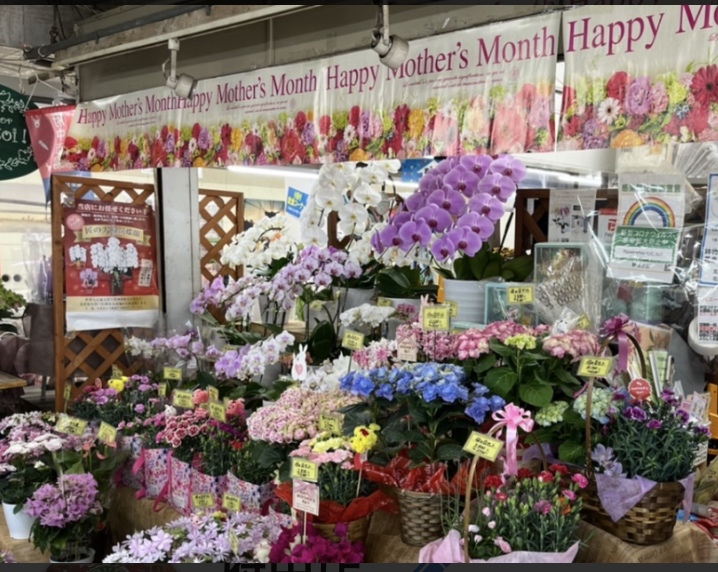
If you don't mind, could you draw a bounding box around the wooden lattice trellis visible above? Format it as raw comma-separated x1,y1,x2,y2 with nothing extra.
199,189,244,283
52,175,157,412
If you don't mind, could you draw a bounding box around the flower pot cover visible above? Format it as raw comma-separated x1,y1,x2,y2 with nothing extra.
190,468,227,513
142,448,170,500
50,548,95,564
118,435,144,491
420,530,579,563
225,472,275,512
169,456,192,515
2,502,35,540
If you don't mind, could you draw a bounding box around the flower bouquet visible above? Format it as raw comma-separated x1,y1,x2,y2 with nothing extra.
579,387,709,545
104,510,292,563
420,465,585,563
269,521,365,564
275,426,394,544
24,473,104,562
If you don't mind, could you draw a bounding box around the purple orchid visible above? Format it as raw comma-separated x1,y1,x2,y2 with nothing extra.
489,155,527,183
443,165,480,197
448,227,483,256
378,225,406,249
405,192,427,212
460,154,494,179
469,193,505,222
427,187,467,216
431,235,456,262
398,220,432,249
419,173,443,194
477,173,517,202
457,212,496,240
415,204,453,233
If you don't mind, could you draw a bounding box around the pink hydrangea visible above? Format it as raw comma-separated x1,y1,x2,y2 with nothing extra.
542,330,599,362
456,329,491,360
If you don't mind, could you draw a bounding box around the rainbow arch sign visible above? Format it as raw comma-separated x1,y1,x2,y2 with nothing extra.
622,197,677,228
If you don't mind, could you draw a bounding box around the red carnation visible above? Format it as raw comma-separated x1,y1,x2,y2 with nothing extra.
538,470,555,483
220,124,232,147
191,123,201,140
394,104,411,135
691,64,718,108
349,105,361,128
484,475,503,489
319,115,332,136
517,468,534,480
151,140,166,167
383,132,403,156
295,111,307,132
606,71,630,102
280,129,306,164
91,136,100,150
550,464,570,476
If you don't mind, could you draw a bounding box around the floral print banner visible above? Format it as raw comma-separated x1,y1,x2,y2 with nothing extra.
63,12,559,170
559,5,718,150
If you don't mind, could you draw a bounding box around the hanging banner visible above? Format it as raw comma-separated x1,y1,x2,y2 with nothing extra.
559,5,718,150
63,199,160,331
63,12,559,170
0,84,37,180
25,105,76,202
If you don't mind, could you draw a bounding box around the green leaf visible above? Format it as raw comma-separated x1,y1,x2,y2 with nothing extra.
436,443,465,462
489,339,515,359
481,259,502,279
558,441,587,466
473,354,498,375
453,257,471,281
307,321,336,363
518,383,553,408
469,245,491,280
484,367,518,397
554,368,580,386
407,399,429,424
502,255,535,282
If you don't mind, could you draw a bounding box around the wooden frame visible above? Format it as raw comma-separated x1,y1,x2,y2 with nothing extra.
52,175,157,412
198,188,244,283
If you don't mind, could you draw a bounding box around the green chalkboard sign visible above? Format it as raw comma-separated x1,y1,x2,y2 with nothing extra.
0,84,37,180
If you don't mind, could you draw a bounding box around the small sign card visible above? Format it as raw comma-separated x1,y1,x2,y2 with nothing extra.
342,331,365,351
463,431,504,462
97,422,117,445
422,306,451,331
291,458,319,483
292,479,320,516
56,415,88,436
164,367,183,381
507,285,534,305
172,390,195,409
577,357,614,378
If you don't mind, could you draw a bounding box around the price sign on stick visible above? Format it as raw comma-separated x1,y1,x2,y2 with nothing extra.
158,383,167,397
463,431,504,461
342,331,365,351
397,335,418,362
209,401,227,422
56,415,88,437
318,413,343,436
444,300,459,318
208,386,219,402
164,367,182,381
291,458,319,482
507,286,534,305
192,493,215,510
111,365,123,379
222,494,241,513
97,422,117,445
292,479,320,516
578,357,614,378
172,390,195,409
422,306,451,331
63,384,72,401
377,297,393,308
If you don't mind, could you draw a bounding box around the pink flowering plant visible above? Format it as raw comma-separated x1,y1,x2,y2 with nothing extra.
197,399,247,477
438,465,585,561
156,408,211,464
269,521,364,564
24,473,105,561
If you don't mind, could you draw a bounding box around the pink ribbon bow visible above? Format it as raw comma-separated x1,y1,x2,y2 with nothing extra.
491,404,534,477
601,314,635,374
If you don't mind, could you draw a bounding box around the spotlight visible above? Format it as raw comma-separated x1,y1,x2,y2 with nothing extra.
163,38,198,100
371,3,408,70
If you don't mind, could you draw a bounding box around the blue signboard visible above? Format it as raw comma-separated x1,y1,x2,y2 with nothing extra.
286,186,309,218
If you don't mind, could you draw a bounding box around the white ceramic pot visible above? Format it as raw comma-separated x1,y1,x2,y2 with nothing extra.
2,502,36,540
443,279,492,325
50,548,95,564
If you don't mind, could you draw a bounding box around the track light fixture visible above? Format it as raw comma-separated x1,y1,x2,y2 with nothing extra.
163,38,197,100
371,2,409,70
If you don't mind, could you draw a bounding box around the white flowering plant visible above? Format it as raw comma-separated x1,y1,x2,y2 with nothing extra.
68,245,87,265
89,237,140,295
221,213,295,279
339,304,395,340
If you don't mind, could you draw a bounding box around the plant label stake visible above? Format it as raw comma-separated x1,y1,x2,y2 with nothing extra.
291,458,318,482
208,386,219,402
318,413,343,437
97,422,117,446
507,285,534,305
577,356,614,379
209,401,227,423
292,479,320,544
462,431,504,462
111,365,123,379
342,331,365,374
63,384,71,412
158,382,167,397
164,367,182,382
222,493,241,513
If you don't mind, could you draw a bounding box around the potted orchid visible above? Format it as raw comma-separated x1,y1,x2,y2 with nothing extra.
375,155,533,324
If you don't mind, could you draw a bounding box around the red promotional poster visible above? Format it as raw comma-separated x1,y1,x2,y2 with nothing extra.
25,105,76,179
63,199,160,331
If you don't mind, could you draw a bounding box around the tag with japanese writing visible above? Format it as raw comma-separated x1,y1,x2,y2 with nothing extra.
192,493,215,510
172,390,195,409
342,331,365,351
208,386,219,402
444,300,459,318
111,365,123,379
63,384,72,401
223,345,240,353
397,335,418,362
507,285,534,305
222,494,241,513
577,357,614,378
291,458,319,482
463,431,503,462
292,479,320,516
377,297,393,308
97,422,117,445
309,300,325,311
229,531,239,554
209,401,227,422
158,383,167,397
577,314,591,330
318,413,343,436
56,415,88,436
422,306,450,331
164,367,182,381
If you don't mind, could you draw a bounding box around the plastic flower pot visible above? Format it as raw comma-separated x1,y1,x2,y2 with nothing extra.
2,502,35,540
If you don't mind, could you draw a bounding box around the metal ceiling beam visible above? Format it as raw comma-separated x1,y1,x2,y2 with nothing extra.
33,4,319,69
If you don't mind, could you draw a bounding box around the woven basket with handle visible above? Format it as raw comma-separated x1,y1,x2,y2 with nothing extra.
395,488,445,547
313,515,371,544
580,332,684,545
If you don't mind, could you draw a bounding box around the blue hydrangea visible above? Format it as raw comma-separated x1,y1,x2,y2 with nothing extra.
376,383,394,402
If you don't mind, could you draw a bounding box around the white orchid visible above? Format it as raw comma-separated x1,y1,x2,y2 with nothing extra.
353,182,382,208
314,187,344,211
221,213,294,273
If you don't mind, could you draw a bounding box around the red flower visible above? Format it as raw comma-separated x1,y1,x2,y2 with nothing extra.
114,136,122,155
562,115,582,138
484,475,503,489
191,123,201,140
517,468,534,480
151,140,166,167
128,143,140,162
319,115,332,136
628,114,645,131
220,123,232,147
65,136,78,150
349,105,361,128
91,136,100,150
538,470,554,483
394,104,410,135
490,105,526,153
691,64,718,108
516,84,538,112
561,86,576,115
665,116,682,137
295,111,308,132
382,132,404,156
281,129,306,164
550,464,570,476
160,125,169,141
606,71,630,102
495,492,509,501
686,106,709,134
244,133,263,157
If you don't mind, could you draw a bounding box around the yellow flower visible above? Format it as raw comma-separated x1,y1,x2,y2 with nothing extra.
90,164,103,172
231,128,244,152
408,109,425,139
193,157,207,168
307,110,315,122
350,424,380,454
504,334,537,351
349,148,370,162
108,377,127,393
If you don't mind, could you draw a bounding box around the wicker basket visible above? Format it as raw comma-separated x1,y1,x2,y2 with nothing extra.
396,488,445,547
581,332,683,545
580,478,684,545
313,515,371,544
